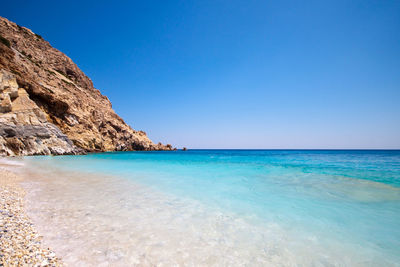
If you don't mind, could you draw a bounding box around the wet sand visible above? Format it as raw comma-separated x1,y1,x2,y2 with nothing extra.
0,162,63,266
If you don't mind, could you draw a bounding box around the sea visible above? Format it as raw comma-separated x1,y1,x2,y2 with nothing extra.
8,150,400,266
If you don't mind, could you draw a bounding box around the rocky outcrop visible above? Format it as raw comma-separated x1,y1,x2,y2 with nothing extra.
0,16,173,155
0,70,82,155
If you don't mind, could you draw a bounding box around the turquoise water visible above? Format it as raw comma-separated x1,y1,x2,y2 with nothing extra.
20,150,400,266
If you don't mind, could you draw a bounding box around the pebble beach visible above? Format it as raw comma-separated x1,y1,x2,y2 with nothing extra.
0,165,62,266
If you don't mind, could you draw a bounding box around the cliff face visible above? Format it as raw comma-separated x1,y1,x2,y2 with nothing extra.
0,16,173,156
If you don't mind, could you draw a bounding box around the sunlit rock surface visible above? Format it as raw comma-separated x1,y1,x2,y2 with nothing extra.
0,16,173,155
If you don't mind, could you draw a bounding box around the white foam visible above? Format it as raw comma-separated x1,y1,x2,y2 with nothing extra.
0,157,25,166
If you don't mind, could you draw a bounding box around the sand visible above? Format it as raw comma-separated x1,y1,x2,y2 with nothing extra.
0,162,63,266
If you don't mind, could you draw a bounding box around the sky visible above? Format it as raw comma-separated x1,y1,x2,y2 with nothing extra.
2,0,400,149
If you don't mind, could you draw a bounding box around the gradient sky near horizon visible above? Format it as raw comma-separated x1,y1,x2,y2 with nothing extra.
2,0,400,148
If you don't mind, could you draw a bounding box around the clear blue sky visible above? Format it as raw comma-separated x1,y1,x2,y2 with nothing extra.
2,0,400,148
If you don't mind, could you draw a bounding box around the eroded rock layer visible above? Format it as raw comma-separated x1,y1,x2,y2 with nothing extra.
0,16,173,155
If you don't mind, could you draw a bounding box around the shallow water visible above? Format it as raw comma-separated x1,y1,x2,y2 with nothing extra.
12,150,400,266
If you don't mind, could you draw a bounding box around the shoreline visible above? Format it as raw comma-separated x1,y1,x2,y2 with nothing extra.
0,162,63,266
1,152,399,266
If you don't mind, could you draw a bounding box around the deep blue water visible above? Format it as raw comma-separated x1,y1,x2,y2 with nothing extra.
23,150,400,265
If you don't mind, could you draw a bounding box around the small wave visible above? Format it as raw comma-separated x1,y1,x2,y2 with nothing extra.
0,157,25,167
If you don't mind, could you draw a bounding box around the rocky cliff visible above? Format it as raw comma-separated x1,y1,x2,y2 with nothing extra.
0,16,173,156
